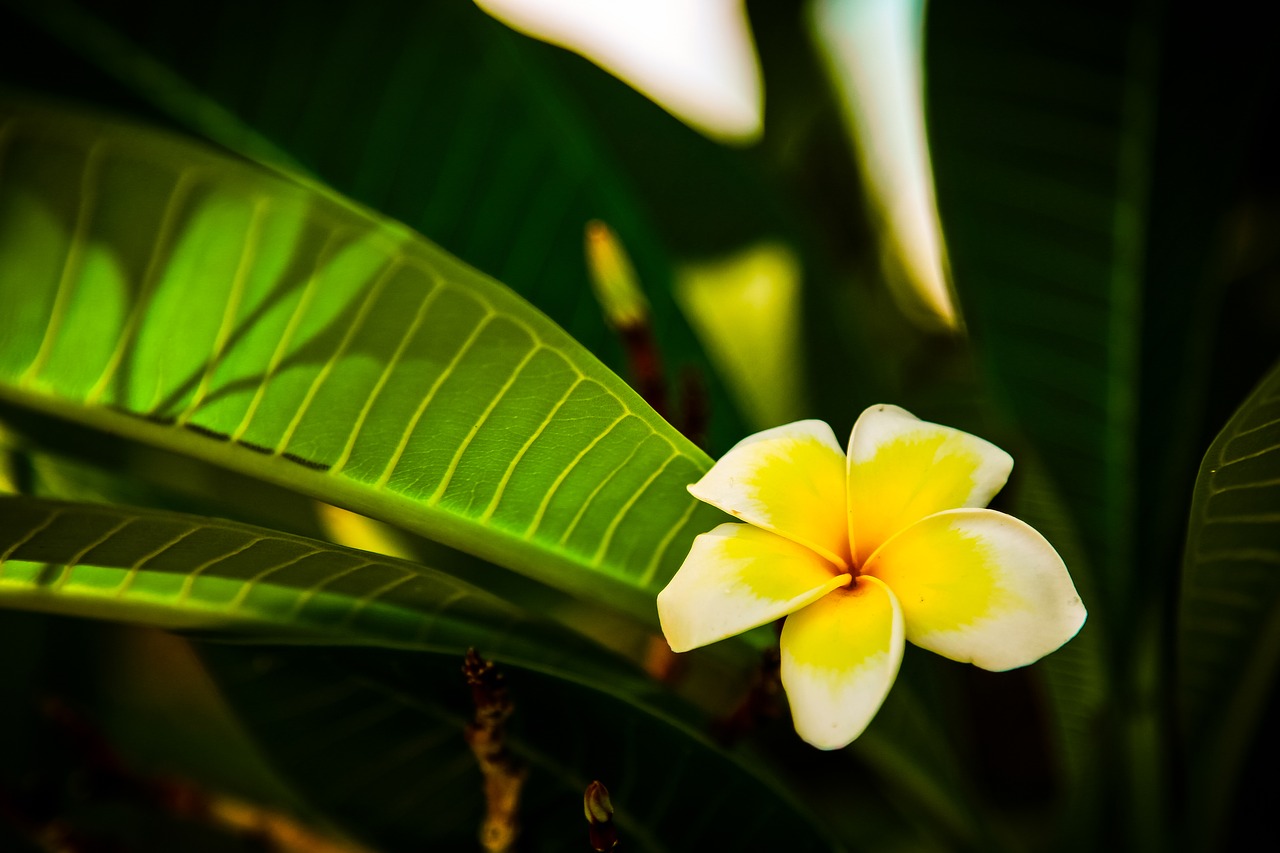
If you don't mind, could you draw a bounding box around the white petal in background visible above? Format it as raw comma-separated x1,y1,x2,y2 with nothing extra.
474,0,763,143
810,0,958,330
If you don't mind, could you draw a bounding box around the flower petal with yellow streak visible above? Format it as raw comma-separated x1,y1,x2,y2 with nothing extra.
847,404,1012,565
863,508,1086,671
689,419,850,567
779,576,903,750
657,523,850,653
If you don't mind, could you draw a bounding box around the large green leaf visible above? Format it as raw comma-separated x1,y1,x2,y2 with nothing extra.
1178,358,1280,851
926,0,1269,629
0,495,852,851
0,495,961,852
0,92,988,853
2,0,758,452
0,98,720,624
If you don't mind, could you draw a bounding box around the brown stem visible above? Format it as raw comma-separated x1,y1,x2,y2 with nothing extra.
677,368,708,450
462,649,527,853
619,322,667,419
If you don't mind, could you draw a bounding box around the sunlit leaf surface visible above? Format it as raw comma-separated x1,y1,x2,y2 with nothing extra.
0,100,720,623
6,0,754,451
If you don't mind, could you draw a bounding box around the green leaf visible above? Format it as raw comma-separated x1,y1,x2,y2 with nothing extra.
925,5,1272,845
0,98,720,625
201,644,852,853
922,4,1162,842
1178,357,1280,851
0,495,649,687
925,0,1267,622
0,494,941,852
925,0,1156,622
1003,453,1110,840
0,493,845,847
851,674,992,850
4,0,755,452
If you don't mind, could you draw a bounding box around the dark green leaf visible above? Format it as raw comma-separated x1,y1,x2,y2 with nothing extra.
1178,357,1280,850
200,643,854,853
926,0,1154,621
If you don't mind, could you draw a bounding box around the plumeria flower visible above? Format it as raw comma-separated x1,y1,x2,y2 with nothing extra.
657,405,1086,750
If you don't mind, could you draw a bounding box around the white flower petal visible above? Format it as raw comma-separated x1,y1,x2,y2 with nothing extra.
780,575,904,750
847,404,1012,565
863,508,1086,671
657,523,849,653
689,420,851,567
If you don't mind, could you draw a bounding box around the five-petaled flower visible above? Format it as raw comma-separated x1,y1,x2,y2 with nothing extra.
657,405,1086,750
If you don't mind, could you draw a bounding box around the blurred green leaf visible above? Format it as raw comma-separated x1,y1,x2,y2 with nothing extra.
927,0,1273,617
850,673,991,851
1003,455,1108,772
926,4,1276,845
0,99,719,625
1178,357,1280,851
926,0,1156,623
923,2,1160,843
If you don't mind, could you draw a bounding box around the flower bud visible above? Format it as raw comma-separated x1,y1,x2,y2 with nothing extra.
585,220,648,331
583,780,617,851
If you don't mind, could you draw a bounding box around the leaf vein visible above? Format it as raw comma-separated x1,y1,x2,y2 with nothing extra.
228,228,347,443
330,277,445,474
480,374,584,524
592,451,679,567
19,138,107,388
275,257,405,455
428,343,545,505
374,308,496,489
